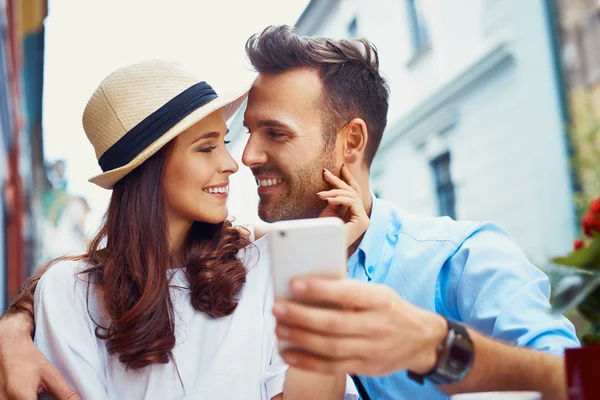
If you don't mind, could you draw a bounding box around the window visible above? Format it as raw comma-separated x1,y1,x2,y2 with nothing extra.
406,0,430,54
347,16,358,38
430,152,456,219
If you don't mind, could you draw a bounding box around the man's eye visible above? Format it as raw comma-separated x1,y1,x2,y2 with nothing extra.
268,130,285,138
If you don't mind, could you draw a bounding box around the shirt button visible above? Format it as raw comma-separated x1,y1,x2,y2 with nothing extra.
368,266,374,274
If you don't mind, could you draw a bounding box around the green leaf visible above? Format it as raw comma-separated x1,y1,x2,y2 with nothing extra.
582,333,600,344
552,234,600,270
577,288,600,326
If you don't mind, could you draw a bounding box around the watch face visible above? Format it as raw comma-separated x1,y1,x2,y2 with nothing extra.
436,330,474,384
449,340,472,367
446,331,474,379
411,320,474,386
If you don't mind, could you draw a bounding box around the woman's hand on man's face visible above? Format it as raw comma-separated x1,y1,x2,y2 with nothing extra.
317,164,370,249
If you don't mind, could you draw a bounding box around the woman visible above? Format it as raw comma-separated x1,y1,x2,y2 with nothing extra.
32,60,364,399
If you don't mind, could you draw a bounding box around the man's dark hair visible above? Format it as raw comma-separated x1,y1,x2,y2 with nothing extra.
246,25,390,166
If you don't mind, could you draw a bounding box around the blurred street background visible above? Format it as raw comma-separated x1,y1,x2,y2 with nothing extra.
1,0,599,325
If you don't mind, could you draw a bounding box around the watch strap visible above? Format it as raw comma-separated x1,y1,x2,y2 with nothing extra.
407,316,473,385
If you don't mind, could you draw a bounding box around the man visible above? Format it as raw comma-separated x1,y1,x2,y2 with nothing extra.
0,25,579,400
241,26,578,400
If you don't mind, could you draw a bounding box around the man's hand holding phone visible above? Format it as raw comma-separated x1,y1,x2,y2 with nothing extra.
268,165,372,359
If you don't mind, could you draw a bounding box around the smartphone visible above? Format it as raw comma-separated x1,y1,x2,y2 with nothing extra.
268,217,347,353
268,217,347,300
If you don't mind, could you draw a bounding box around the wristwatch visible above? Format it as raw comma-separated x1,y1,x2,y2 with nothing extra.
407,317,474,385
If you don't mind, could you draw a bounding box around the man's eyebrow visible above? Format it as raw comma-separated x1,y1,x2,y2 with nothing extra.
257,119,292,129
243,120,293,130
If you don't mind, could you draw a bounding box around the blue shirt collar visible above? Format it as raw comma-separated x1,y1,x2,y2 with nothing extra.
354,193,397,279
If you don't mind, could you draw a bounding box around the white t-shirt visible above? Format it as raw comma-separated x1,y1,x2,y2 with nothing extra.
34,237,356,399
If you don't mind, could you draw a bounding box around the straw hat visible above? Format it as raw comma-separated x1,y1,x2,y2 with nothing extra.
82,59,249,189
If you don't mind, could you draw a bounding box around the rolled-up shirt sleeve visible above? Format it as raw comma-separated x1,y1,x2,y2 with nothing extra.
447,223,580,354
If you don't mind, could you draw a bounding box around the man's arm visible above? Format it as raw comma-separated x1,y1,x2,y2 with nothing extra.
0,265,79,399
442,327,566,396
271,278,569,400
1,261,41,330
439,223,576,397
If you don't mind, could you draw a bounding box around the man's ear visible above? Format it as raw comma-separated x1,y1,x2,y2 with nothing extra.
341,118,368,164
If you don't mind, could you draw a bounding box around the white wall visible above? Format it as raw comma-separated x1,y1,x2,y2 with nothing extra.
371,0,575,264
227,111,263,226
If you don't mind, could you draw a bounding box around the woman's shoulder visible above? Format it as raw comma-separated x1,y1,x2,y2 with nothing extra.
40,257,90,280
235,224,270,242
237,235,269,268
37,258,94,301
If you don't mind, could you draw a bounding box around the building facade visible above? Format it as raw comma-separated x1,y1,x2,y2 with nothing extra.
0,0,48,311
227,0,578,267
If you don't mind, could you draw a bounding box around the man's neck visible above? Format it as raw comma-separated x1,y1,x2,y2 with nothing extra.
363,188,373,218
356,169,372,217
347,172,372,257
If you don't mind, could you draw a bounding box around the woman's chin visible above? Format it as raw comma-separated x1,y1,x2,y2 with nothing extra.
193,208,228,225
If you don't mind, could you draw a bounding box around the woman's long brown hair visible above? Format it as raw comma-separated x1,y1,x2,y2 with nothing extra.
9,144,250,370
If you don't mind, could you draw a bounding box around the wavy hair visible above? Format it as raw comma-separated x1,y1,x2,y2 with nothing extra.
11,143,250,370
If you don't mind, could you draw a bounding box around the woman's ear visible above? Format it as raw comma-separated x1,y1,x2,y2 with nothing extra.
341,118,368,165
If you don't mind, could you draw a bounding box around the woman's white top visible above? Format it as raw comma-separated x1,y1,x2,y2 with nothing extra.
34,236,357,399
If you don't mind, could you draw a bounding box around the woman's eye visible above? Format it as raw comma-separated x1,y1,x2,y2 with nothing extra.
198,146,217,153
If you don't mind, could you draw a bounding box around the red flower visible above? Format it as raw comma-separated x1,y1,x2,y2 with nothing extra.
582,215,593,236
582,213,600,237
589,198,600,215
574,239,585,251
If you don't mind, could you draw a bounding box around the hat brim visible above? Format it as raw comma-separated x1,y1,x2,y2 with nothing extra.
88,85,249,189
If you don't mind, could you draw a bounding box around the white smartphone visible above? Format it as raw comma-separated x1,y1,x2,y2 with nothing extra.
268,217,347,300
268,217,347,353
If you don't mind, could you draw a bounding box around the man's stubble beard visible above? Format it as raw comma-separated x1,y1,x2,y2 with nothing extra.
257,152,337,223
